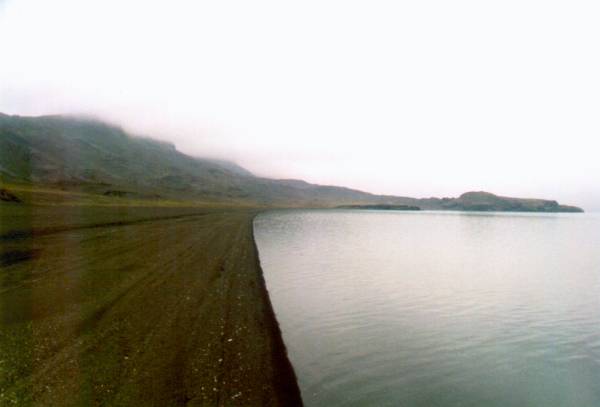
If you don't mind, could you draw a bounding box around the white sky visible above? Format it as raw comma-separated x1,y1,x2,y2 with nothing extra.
1,0,599,209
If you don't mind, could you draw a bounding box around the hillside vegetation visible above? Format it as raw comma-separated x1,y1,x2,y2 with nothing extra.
0,113,393,207
0,113,583,212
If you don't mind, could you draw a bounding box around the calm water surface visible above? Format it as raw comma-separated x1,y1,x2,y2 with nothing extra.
254,210,600,407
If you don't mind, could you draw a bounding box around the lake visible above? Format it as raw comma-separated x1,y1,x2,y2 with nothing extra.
254,210,600,407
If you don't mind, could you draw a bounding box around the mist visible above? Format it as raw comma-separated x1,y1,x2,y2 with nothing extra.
1,0,599,210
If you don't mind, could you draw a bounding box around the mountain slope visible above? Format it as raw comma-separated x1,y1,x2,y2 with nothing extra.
0,113,389,205
0,113,583,211
0,114,248,196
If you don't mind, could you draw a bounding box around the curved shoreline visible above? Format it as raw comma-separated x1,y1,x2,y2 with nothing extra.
250,213,303,406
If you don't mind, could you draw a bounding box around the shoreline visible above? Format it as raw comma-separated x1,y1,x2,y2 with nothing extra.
0,205,302,406
249,213,303,406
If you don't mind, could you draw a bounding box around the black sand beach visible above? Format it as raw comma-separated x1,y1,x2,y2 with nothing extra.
0,204,302,406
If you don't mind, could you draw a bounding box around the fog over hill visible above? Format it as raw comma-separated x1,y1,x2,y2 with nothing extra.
0,113,583,212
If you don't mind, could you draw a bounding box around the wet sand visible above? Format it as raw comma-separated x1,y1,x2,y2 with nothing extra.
0,206,302,406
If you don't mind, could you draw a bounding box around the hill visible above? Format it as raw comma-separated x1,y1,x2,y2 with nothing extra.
0,113,583,212
0,113,399,206
437,191,583,212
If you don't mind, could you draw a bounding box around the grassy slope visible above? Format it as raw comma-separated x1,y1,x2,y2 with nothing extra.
0,113,390,207
0,202,302,407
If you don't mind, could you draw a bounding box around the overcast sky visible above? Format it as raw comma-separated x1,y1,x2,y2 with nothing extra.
1,0,598,209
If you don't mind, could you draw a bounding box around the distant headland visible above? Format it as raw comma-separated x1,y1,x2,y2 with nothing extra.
335,192,582,213
392,191,584,213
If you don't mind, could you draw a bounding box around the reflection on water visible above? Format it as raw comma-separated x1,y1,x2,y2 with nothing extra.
254,210,600,407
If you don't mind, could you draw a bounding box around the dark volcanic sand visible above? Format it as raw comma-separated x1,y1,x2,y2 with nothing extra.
0,207,302,406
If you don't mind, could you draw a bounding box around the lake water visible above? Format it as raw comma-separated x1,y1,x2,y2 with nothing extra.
254,210,600,407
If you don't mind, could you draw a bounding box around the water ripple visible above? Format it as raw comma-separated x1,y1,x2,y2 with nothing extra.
255,210,600,407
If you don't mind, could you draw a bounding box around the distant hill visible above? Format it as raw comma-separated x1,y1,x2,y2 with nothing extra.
0,113,584,212
435,191,583,213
